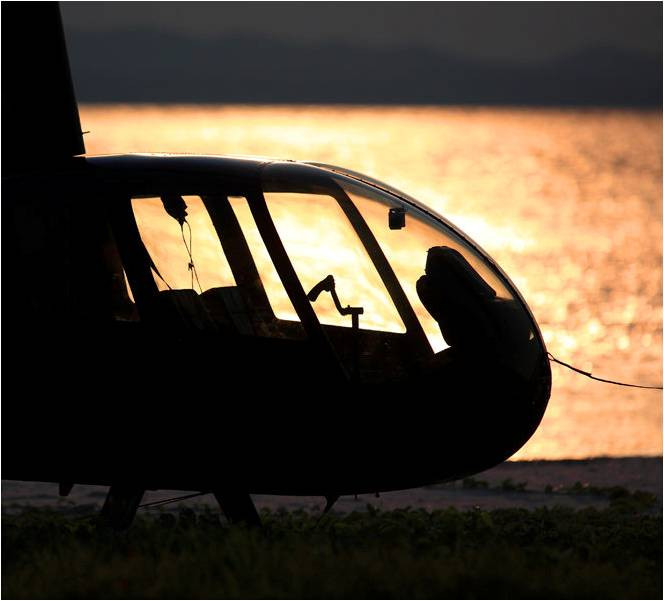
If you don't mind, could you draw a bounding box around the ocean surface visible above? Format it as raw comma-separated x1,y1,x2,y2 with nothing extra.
79,105,662,460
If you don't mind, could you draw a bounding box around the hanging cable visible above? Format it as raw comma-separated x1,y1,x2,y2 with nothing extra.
180,220,202,293
547,352,662,390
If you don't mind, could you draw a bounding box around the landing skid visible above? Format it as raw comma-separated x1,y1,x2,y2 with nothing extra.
99,487,261,529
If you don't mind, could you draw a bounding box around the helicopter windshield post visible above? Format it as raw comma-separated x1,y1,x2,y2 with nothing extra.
243,187,349,381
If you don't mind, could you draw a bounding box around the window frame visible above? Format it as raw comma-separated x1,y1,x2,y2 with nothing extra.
108,177,435,374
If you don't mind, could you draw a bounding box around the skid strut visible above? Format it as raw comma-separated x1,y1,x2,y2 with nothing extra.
101,485,144,530
214,491,261,527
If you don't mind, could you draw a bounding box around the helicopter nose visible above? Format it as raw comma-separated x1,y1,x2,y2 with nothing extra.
420,345,551,464
489,349,552,459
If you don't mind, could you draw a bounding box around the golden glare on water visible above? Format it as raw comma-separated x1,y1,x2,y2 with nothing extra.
81,104,662,460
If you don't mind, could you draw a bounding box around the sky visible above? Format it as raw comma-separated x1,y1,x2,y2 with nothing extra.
61,1,661,64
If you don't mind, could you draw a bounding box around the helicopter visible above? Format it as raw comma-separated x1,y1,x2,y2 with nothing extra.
2,3,551,528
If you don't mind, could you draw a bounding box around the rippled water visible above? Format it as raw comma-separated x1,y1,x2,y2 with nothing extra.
80,105,662,459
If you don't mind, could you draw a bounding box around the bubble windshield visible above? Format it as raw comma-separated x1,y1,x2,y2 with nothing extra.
262,162,542,381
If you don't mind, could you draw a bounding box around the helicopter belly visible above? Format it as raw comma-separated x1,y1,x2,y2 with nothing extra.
4,323,550,495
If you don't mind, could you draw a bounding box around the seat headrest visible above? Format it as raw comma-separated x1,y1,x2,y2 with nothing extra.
425,246,496,302
417,246,498,350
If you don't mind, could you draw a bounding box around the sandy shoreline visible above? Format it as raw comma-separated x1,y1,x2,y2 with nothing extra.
2,456,661,516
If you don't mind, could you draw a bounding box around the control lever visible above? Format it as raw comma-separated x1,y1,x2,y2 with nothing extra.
307,275,364,329
308,275,364,380
307,275,335,302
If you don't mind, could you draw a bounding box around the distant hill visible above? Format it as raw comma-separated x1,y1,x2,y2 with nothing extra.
65,29,662,106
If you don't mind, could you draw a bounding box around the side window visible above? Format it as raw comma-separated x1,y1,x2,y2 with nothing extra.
227,196,299,323
263,192,405,333
130,194,305,340
131,195,235,292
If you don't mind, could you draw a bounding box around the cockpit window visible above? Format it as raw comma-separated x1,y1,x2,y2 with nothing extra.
263,192,406,333
131,195,235,292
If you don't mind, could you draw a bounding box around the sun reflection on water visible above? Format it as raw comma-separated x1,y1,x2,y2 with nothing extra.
80,104,662,460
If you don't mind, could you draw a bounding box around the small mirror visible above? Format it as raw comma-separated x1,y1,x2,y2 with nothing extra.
389,206,406,230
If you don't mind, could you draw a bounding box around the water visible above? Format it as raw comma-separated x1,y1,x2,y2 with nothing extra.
79,105,662,460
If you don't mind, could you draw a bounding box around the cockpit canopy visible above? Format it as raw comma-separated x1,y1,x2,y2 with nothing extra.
112,157,544,384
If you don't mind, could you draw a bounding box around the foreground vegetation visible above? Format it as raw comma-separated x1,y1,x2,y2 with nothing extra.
3,503,661,599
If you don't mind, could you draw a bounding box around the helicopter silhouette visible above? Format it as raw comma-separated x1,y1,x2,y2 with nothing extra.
2,3,550,528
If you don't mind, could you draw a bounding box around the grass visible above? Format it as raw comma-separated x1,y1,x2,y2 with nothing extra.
2,504,662,599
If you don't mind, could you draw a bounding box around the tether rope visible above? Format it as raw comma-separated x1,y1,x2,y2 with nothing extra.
547,352,662,390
